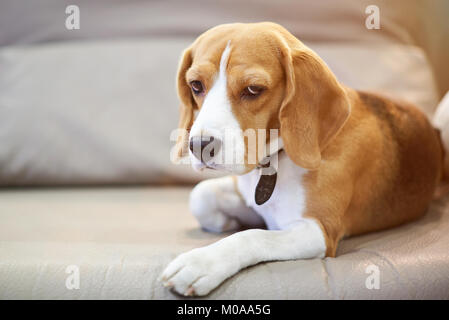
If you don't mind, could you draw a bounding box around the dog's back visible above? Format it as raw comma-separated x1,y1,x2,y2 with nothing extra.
340,90,443,236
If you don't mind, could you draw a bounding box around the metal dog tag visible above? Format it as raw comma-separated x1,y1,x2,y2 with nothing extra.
254,153,279,205
255,172,277,205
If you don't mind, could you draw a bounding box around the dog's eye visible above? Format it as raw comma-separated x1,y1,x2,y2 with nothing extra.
190,81,204,95
242,86,264,98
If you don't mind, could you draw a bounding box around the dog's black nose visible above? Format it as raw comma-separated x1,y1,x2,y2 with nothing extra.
189,136,221,162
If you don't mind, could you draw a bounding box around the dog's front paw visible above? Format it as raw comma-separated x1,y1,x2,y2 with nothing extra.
160,248,229,296
189,178,243,233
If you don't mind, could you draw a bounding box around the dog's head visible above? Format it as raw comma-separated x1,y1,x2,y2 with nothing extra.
174,22,350,174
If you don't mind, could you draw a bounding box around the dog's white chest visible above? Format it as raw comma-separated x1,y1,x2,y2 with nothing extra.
237,153,308,230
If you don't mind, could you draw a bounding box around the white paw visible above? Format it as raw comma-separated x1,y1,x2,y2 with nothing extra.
190,178,242,233
160,248,230,296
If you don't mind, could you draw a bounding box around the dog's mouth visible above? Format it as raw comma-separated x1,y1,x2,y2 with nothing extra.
192,160,229,172
194,149,283,175
204,162,219,170
190,137,284,174
204,162,234,173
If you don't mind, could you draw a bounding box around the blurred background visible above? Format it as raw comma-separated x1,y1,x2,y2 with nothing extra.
0,0,448,186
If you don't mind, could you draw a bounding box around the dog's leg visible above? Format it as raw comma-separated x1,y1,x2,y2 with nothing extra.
160,218,326,296
189,176,265,233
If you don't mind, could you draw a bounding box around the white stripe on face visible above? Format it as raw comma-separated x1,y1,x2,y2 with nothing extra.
189,41,246,173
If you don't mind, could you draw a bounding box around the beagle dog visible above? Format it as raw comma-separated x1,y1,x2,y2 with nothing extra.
161,22,448,296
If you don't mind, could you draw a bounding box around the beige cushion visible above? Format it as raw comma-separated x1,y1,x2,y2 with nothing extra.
0,0,440,47
0,187,448,299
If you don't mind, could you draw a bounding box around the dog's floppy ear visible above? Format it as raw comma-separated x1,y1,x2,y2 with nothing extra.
278,40,351,170
174,47,196,161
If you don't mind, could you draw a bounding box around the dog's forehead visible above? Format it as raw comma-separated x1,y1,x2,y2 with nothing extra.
192,25,281,69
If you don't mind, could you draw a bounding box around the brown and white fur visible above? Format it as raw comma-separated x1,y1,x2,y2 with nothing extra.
161,22,449,296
